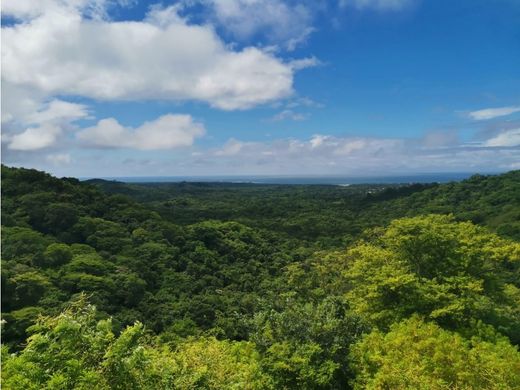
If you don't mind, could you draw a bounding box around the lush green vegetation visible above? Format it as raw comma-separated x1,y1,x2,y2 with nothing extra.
2,165,520,389
89,171,520,244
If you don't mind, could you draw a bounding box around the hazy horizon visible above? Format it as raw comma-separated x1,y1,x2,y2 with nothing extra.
78,171,502,185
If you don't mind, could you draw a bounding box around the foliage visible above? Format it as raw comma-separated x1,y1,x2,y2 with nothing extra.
1,297,270,389
89,170,520,243
350,316,520,390
169,337,269,389
2,165,520,389
250,297,367,389
345,215,520,341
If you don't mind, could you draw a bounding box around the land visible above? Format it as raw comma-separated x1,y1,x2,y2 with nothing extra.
2,165,520,389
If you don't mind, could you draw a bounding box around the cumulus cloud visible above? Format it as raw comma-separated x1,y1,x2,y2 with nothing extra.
307,135,403,157
5,99,89,151
309,134,332,149
203,131,519,176
1,1,302,110
483,128,520,147
212,134,407,171
2,0,317,155
8,125,63,151
26,100,90,125
7,127,519,177
77,114,205,150
199,0,315,50
214,138,249,156
468,106,520,121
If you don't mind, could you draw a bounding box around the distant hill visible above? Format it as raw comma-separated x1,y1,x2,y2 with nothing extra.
86,168,520,242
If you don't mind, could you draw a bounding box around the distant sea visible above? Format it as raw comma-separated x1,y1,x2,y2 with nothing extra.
91,172,492,185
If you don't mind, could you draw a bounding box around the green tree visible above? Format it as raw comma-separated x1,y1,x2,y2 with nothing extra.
42,243,73,267
8,271,52,307
1,227,53,264
350,316,520,390
251,297,367,389
73,217,131,253
170,337,270,389
1,306,44,349
1,297,270,389
345,215,520,340
43,202,79,235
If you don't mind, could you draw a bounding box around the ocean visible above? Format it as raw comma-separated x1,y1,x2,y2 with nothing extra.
91,172,492,185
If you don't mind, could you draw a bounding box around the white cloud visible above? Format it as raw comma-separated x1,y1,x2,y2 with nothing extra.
288,57,322,70
2,0,315,155
214,138,248,156
468,106,520,121
8,124,62,151
46,153,72,166
340,0,414,11
269,95,322,121
271,109,307,121
286,97,323,109
189,132,517,176
77,114,205,150
26,100,89,125
1,83,46,125
483,128,520,147
1,2,303,111
202,0,315,50
309,134,331,149
6,99,89,151
334,139,368,155
7,129,519,177
212,134,406,167
306,135,403,156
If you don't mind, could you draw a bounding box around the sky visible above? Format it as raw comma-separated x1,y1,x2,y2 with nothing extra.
1,0,519,177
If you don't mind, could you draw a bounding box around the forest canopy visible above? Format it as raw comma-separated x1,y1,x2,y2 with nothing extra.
2,165,520,389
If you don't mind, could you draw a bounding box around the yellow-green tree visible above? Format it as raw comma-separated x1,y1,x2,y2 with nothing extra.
1,296,270,389
350,316,520,390
345,215,520,341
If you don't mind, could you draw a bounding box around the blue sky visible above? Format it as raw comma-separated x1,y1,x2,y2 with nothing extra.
2,0,519,177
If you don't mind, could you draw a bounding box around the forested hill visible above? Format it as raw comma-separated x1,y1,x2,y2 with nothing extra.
2,165,520,389
2,164,293,342
87,169,520,244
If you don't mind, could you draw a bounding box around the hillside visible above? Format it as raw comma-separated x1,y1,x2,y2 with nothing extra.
2,165,520,389
88,170,520,244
